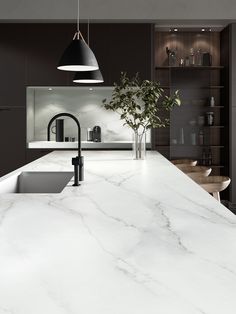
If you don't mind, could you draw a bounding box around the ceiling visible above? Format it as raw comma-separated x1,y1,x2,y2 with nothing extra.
0,0,235,26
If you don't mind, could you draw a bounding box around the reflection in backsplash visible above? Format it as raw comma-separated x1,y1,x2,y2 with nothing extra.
27,87,152,143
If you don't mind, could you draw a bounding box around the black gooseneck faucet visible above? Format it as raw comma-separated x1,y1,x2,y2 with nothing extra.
47,113,84,186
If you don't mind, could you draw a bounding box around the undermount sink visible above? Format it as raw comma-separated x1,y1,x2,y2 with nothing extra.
0,172,74,194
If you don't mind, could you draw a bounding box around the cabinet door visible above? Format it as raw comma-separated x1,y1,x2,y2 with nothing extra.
107,24,152,83
26,40,69,86
0,108,26,176
89,24,153,85
0,38,26,107
26,24,74,86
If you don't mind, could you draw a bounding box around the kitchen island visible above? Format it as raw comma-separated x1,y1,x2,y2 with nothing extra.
0,150,235,314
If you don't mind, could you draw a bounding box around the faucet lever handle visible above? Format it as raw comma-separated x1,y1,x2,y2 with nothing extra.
72,156,84,166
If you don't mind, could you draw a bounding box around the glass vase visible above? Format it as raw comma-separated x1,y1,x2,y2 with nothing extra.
132,130,146,160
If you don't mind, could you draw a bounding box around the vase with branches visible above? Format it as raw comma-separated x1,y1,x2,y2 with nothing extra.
102,72,181,159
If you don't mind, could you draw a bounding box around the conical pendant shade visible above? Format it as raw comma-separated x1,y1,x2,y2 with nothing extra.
73,69,104,83
57,39,99,72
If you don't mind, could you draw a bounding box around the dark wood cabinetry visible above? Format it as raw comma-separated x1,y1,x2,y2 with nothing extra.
153,30,228,177
0,107,26,176
0,37,26,107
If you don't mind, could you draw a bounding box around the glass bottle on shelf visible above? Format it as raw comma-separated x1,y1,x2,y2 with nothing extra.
169,49,178,66
189,48,195,66
205,112,214,126
195,49,202,66
185,56,190,67
166,47,178,67
179,128,185,144
207,149,213,166
210,96,215,107
199,130,204,145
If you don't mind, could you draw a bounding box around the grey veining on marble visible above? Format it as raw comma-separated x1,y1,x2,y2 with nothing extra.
0,150,235,314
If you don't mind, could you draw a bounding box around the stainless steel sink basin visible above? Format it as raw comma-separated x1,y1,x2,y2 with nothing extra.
0,172,74,194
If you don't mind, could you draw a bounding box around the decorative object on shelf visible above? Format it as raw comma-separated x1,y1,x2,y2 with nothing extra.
205,111,214,126
198,115,205,126
179,58,185,66
87,128,93,141
202,52,212,66
64,136,76,142
166,47,178,67
189,48,195,66
207,148,213,166
73,20,104,83
51,119,64,142
179,128,185,145
210,96,215,107
185,56,190,67
198,130,204,145
102,72,181,159
93,126,101,142
190,132,197,145
57,0,99,72
201,148,213,166
189,119,197,126
195,49,202,66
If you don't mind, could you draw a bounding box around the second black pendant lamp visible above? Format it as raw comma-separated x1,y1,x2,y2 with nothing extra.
57,0,99,72
73,69,104,83
73,20,104,84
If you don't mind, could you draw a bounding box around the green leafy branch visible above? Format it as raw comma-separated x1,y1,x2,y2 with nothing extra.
102,72,181,133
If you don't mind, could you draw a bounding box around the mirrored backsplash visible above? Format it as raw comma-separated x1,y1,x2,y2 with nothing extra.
27,86,151,144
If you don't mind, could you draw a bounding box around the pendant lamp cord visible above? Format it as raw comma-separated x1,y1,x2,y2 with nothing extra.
77,0,80,37
73,0,87,44
87,19,90,45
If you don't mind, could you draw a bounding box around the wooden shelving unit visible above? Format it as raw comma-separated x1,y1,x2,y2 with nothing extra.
153,30,226,175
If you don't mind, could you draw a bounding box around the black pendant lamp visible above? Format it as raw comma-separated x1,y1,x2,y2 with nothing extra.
73,69,104,83
57,0,99,72
73,20,104,84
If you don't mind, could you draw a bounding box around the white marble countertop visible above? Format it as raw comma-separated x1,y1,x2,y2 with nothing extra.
0,150,236,314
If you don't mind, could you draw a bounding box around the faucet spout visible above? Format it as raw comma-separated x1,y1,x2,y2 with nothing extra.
47,113,84,185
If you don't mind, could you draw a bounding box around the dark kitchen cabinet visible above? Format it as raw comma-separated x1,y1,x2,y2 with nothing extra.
25,24,74,86
106,24,153,83
26,149,53,163
0,35,26,107
90,24,153,85
0,108,26,176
